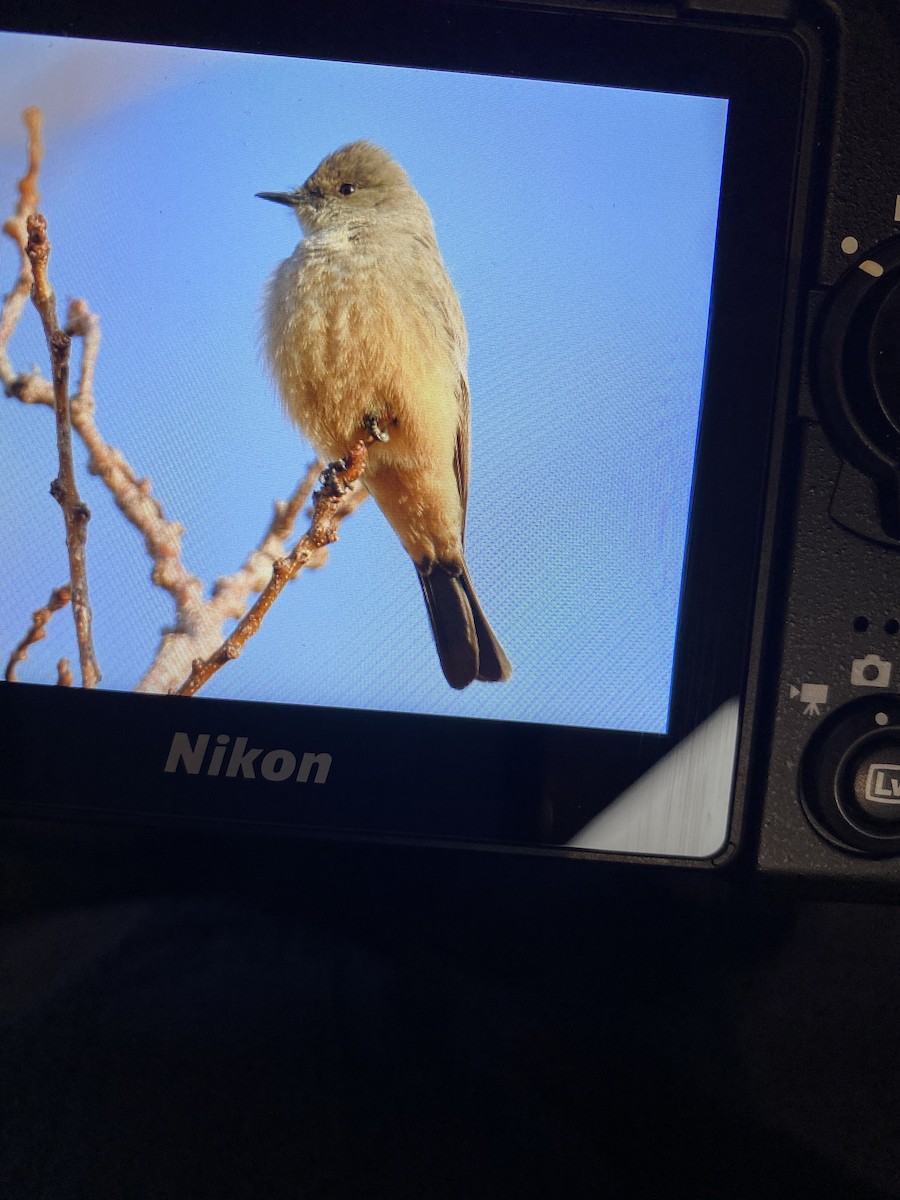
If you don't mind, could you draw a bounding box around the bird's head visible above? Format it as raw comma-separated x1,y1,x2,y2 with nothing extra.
257,140,421,236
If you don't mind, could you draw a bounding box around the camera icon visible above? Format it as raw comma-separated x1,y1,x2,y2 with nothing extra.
850,654,893,688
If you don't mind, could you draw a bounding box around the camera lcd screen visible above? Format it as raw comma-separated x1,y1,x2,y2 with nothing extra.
0,34,726,735
0,10,807,863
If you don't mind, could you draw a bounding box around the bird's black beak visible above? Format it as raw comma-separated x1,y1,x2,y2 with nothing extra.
256,191,297,207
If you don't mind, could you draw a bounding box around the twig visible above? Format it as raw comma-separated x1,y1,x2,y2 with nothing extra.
0,108,42,397
61,300,367,693
1,111,100,687
5,292,212,685
65,299,206,615
8,292,363,693
57,658,73,686
25,213,100,687
7,286,366,694
176,441,370,697
5,584,71,681
135,460,367,694
135,461,315,694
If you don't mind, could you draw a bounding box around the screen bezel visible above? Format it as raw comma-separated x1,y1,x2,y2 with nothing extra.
0,1,811,862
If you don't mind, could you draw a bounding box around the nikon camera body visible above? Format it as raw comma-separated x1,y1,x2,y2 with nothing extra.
0,0,899,892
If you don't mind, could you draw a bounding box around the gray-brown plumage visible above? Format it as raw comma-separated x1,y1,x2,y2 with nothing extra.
259,140,511,689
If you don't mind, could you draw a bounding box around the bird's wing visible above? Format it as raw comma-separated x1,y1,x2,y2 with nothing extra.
419,253,471,539
455,373,471,544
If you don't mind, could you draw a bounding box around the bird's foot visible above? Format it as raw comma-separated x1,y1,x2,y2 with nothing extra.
320,458,353,496
363,414,391,443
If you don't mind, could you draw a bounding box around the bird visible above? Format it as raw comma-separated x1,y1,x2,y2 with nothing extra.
258,140,511,690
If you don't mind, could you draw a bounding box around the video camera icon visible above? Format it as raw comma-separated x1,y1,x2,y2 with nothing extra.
789,682,829,715
850,654,893,688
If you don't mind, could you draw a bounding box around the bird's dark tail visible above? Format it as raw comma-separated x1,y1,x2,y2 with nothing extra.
417,560,512,690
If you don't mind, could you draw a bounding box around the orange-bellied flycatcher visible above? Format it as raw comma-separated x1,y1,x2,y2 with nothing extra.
259,140,511,689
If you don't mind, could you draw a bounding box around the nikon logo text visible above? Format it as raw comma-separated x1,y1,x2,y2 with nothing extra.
164,732,332,785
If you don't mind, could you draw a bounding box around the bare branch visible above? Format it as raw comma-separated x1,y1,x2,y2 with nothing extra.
26,212,100,688
304,468,369,570
1,117,205,670
0,108,47,400
208,460,322,613
6,287,210,680
136,459,369,695
2,108,100,686
60,299,367,694
5,584,71,681
7,276,365,697
16,107,42,213
64,298,206,613
57,658,73,686
176,442,370,697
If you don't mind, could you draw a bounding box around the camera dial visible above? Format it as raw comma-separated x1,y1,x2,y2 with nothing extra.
815,235,900,539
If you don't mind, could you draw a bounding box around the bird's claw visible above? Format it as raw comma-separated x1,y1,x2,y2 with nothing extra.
363,414,390,443
320,459,351,495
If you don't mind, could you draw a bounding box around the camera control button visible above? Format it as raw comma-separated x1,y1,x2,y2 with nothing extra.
844,742,900,824
800,694,900,855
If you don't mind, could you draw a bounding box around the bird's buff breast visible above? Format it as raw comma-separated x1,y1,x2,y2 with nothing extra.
265,237,457,466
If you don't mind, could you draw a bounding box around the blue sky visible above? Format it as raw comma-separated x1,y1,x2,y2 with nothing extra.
0,34,728,732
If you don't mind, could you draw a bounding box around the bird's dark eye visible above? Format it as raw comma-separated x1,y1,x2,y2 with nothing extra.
338,182,356,196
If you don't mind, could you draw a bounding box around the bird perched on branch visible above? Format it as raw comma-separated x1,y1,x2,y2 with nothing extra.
259,140,511,689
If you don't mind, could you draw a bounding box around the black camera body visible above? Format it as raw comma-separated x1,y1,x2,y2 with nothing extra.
736,0,900,885
2,0,900,892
